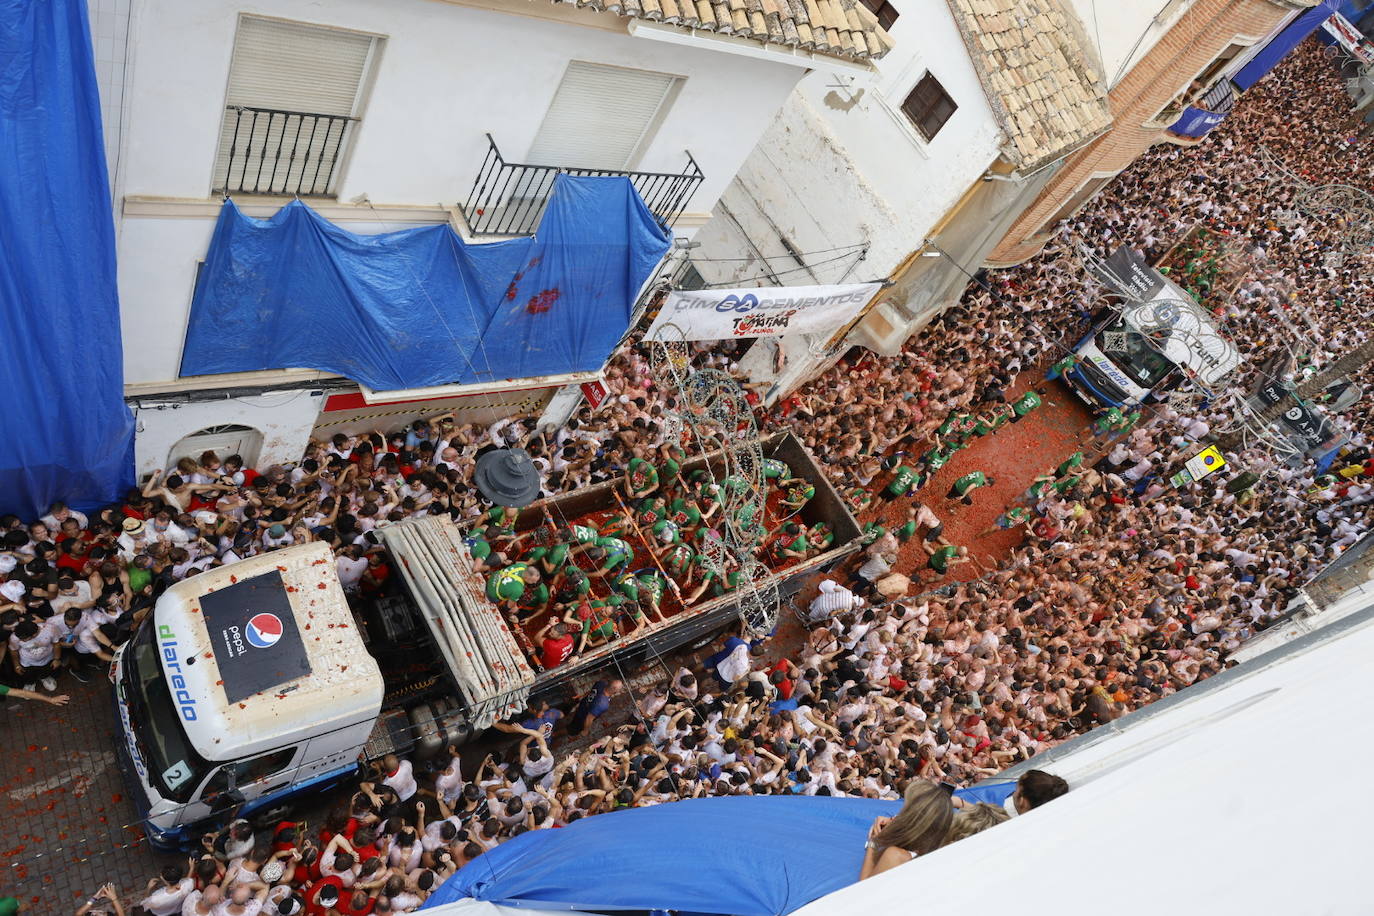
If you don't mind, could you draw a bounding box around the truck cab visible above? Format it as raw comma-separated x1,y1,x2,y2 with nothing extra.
112,542,383,850
1065,280,1241,408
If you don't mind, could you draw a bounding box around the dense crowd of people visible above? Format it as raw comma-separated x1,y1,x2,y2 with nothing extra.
2,39,1373,915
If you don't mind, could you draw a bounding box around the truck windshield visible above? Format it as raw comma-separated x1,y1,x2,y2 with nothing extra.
1095,317,1175,388
122,623,211,803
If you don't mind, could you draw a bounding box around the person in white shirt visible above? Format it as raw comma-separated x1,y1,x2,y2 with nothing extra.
376,753,418,802
139,865,194,916
40,501,88,532
336,545,369,593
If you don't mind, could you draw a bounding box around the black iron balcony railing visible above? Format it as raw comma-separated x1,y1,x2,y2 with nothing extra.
216,106,357,197
460,133,704,236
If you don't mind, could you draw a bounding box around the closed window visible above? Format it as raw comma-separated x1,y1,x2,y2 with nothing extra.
860,0,899,30
203,746,297,796
901,72,957,142
525,61,681,170
212,16,381,196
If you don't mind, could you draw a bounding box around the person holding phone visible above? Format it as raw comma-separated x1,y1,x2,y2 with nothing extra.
74,883,124,916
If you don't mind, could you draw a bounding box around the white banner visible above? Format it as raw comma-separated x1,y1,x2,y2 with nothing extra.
1323,14,1374,65
644,282,882,342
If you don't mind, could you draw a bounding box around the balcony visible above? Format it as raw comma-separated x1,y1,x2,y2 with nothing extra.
214,106,357,197
459,133,703,236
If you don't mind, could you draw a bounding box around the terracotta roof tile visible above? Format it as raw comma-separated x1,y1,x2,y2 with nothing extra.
551,0,889,60
944,0,1111,169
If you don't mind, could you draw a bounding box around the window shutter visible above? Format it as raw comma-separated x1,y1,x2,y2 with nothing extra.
525,61,679,170
212,17,377,195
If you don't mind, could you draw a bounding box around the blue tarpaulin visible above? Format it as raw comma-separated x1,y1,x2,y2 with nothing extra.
422,790,1008,915
0,0,135,519
181,176,671,392
1234,1,1340,90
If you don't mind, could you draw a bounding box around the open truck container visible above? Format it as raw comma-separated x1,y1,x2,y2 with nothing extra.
113,431,859,849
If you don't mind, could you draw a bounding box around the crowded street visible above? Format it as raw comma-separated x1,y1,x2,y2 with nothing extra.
4,1,1374,913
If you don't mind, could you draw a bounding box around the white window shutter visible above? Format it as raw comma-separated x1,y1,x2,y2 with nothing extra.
212,17,377,195
526,61,679,170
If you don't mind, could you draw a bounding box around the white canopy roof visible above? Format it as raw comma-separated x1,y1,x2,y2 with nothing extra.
796,608,1374,916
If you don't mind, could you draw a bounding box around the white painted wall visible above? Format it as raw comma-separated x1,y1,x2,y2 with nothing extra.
130,389,328,477
1065,0,1199,89
86,0,132,200
692,0,1003,287
117,0,804,214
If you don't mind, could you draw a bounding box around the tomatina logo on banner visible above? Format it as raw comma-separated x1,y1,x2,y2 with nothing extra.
645,283,882,341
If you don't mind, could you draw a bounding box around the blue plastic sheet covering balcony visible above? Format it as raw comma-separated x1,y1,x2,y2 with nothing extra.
0,0,135,519
180,176,671,392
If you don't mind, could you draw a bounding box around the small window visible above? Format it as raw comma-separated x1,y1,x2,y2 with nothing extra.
901,73,957,142
526,61,680,170
212,16,381,196
860,0,899,30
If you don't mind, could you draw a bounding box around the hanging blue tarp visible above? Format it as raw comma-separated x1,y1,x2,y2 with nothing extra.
0,0,135,519
1234,1,1340,90
181,176,671,391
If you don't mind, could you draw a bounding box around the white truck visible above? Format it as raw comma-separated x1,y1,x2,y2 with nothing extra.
112,433,861,850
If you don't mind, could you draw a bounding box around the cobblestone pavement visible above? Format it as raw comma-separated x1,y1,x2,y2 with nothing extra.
0,674,178,913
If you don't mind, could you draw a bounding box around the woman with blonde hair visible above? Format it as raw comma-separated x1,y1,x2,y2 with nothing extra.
946,801,1010,843
859,780,953,880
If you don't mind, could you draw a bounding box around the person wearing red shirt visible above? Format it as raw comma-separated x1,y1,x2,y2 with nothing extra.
535,621,575,670
336,888,376,916
304,876,345,916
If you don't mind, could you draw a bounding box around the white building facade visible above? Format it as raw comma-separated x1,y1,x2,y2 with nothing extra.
689,0,1112,399
87,0,890,476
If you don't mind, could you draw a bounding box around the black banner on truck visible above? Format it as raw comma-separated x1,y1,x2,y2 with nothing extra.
1093,247,1167,300
1256,380,1332,451
199,570,311,703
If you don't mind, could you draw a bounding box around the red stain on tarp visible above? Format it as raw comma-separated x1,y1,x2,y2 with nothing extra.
505,271,524,301
525,288,560,314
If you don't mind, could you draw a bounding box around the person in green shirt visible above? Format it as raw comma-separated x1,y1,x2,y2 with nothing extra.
663,541,696,578
1093,405,1125,436
1025,472,1056,502
485,504,520,529
861,520,887,546
894,507,920,543
1045,353,1078,381
633,568,670,622
566,597,619,651
809,521,835,550
947,470,994,505
487,562,540,610
921,436,954,475
780,479,815,513
1009,389,1043,423
978,505,1032,538
126,556,153,594
762,457,792,483
590,536,634,574
924,542,972,576
624,454,660,499
555,566,591,605
771,522,809,561
1056,451,1085,478
632,496,669,529
0,683,70,706
667,496,703,528
847,487,873,514
525,542,570,578
882,464,921,501
651,517,682,548
656,443,685,487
